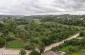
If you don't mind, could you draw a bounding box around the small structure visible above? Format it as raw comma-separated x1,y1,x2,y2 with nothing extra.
42,51,66,55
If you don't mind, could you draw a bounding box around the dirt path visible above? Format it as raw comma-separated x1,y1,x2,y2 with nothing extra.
0,48,31,55
0,33,79,55
45,33,79,52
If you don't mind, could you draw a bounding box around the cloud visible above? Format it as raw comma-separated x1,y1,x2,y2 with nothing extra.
0,0,85,15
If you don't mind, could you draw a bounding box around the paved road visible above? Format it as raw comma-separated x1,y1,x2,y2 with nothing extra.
0,33,79,55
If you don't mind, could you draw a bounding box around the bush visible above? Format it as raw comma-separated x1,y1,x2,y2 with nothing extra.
0,37,5,48
69,47,78,52
80,31,85,36
24,44,35,50
6,37,15,41
51,47,59,51
29,50,40,55
24,44,31,50
19,49,26,55
38,42,45,53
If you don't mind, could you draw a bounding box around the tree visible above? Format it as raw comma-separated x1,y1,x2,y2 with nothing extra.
19,49,26,55
0,37,5,48
29,50,40,55
24,44,35,50
15,29,28,42
80,31,85,36
38,42,45,54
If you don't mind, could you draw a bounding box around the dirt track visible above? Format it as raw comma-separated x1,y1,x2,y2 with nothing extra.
45,33,79,51
0,48,31,55
0,33,79,55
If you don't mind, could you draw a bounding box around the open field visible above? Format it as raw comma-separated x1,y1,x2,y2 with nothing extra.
7,39,25,48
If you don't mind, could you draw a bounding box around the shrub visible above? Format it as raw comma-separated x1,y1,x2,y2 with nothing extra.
80,31,85,36
6,37,15,41
29,50,40,55
69,46,78,52
19,49,26,55
24,44,35,50
0,37,5,48
38,42,45,53
24,44,31,50
51,47,59,51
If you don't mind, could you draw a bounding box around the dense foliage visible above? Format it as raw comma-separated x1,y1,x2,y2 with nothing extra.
52,31,85,55
29,50,41,55
0,15,83,49
80,31,85,36
0,37,5,47
40,15,85,26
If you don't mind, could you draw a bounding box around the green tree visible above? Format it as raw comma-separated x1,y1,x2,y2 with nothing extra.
29,50,40,55
0,37,5,48
24,44,35,50
19,49,26,55
38,42,45,54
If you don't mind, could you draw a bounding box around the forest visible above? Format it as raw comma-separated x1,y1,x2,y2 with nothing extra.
0,15,85,55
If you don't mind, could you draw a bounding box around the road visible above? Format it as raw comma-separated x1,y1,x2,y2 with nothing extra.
0,33,79,55
45,33,79,52
0,48,31,55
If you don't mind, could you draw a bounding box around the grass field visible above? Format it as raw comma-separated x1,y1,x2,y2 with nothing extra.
7,39,25,48
71,53,79,55
60,45,72,52
60,46,80,55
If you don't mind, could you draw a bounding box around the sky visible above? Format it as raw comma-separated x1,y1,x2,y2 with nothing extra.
0,0,85,15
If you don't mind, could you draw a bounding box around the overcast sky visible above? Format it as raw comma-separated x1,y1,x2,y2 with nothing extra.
0,0,85,15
